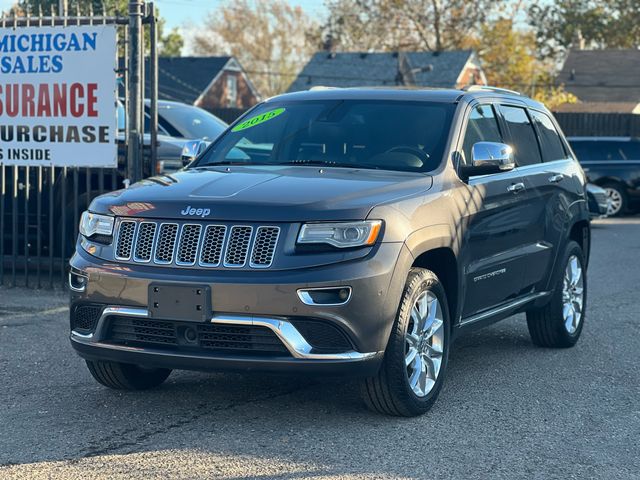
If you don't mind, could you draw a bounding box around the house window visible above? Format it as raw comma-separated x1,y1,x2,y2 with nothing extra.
226,75,237,107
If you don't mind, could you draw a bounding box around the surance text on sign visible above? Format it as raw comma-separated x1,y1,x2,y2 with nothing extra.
0,25,117,167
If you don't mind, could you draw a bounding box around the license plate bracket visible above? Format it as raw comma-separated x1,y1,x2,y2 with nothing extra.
148,283,211,322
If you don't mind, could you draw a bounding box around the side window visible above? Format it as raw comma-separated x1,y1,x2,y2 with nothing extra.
499,105,542,166
530,110,566,162
619,141,640,160
462,104,502,166
569,141,593,162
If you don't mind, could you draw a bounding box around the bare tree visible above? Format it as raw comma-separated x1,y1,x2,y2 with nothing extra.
323,0,504,52
192,0,318,97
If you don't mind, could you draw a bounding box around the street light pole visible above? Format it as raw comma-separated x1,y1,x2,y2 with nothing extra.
127,0,144,184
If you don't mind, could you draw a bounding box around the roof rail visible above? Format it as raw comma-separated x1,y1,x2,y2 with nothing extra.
463,85,522,96
309,86,339,91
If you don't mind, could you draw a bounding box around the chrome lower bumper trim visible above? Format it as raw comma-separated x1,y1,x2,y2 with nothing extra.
72,306,379,361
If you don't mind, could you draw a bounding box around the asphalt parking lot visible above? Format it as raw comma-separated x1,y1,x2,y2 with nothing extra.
1,217,638,480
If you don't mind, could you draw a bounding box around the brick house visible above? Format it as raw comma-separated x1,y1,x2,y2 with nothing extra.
148,56,260,111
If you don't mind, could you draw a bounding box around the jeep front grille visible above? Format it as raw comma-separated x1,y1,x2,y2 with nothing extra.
115,220,280,269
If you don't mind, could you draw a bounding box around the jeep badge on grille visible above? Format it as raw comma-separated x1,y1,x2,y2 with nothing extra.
180,206,210,218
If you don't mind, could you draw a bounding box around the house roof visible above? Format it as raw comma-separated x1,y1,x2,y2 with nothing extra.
553,101,640,114
145,56,232,104
557,49,640,102
287,50,479,93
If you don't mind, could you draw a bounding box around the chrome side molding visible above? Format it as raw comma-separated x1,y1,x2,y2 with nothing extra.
459,291,551,327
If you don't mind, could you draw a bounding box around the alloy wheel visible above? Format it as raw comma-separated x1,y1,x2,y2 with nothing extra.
562,255,584,334
605,187,623,216
405,291,444,397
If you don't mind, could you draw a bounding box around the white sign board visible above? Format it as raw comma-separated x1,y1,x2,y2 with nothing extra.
0,25,117,167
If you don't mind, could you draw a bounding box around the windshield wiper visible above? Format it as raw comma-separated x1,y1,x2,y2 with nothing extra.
192,162,255,168
275,160,380,170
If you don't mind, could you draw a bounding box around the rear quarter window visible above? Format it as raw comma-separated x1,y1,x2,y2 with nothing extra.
530,110,566,162
498,105,542,166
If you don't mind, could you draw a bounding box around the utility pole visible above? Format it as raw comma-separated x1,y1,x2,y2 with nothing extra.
58,0,68,16
127,0,144,184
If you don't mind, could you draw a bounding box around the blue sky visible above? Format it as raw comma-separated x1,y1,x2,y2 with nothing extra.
0,1,326,30
0,0,327,53
153,0,327,30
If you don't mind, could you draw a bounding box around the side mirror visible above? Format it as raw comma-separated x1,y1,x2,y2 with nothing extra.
460,142,515,179
181,140,207,166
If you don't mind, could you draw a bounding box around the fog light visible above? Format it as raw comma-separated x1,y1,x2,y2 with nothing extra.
68,271,88,292
297,287,352,306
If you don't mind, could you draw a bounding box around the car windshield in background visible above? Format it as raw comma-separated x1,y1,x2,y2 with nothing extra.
193,100,454,172
158,104,228,140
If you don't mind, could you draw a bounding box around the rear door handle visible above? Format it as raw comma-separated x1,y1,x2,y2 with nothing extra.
507,182,525,193
548,174,564,183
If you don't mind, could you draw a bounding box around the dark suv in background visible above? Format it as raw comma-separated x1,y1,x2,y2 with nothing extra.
70,87,590,416
569,137,640,216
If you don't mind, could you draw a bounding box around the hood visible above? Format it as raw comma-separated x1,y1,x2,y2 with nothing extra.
90,166,432,222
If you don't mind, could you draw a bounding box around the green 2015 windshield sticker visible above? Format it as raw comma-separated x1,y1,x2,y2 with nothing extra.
232,108,285,132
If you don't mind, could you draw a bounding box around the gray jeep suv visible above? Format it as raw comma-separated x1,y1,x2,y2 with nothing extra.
69,87,590,416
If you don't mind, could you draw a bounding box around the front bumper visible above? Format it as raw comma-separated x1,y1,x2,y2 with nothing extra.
69,242,410,376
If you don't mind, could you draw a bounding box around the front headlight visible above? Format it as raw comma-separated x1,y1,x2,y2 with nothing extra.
79,211,114,238
297,220,382,248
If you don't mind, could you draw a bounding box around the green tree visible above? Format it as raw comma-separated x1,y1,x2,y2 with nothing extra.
529,0,640,60
10,0,183,56
472,18,576,109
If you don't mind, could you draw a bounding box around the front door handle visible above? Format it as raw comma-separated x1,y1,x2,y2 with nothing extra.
548,174,564,183
507,182,525,193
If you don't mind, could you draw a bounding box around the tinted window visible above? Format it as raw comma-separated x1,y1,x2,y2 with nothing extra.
619,141,640,160
569,141,594,162
195,100,455,173
569,140,638,161
158,104,228,140
462,104,502,166
530,110,566,162
499,105,542,166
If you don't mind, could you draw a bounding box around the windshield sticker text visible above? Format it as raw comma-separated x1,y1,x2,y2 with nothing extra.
231,108,285,132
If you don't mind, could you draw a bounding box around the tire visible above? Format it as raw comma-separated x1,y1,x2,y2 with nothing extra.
85,360,171,390
361,268,450,416
602,183,627,217
526,241,587,348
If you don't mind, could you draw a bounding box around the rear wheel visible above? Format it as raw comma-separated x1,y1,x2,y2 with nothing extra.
603,183,627,216
526,241,586,348
361,268,450,416
86,360,171,390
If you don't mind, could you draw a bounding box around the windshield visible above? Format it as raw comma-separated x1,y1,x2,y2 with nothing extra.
157,104,227,140
193,100,454,172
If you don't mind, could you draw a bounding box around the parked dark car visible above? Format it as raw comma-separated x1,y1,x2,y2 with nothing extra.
70,87,590,416
569,137,640,216
586,183,609,219
1,101,227,265
125,100,228,173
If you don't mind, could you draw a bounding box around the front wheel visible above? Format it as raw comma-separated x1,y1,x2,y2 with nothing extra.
86,360,171,390
361,268,450,416
526,241,587,348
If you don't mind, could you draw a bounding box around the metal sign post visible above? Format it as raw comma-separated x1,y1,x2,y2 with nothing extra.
127,0,144,184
